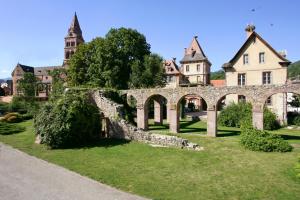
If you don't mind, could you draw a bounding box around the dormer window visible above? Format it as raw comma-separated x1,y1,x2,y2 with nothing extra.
243,54,249,65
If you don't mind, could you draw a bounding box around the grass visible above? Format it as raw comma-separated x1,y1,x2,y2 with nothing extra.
0,119,300,200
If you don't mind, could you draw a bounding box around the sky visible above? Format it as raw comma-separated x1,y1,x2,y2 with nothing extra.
0,0,299,79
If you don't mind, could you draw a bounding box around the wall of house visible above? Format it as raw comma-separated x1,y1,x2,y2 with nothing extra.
181,61,210,84
12,66,24,95
225,35,288,123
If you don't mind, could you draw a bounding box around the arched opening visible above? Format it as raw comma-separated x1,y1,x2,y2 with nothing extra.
144,94,168,131
216,93,252,137
173,94,208,134
264,92,300,127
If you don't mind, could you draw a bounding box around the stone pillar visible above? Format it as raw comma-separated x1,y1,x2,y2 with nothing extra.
167,103,171,123
169,103,179,133
252,105,264,130
154,99,163,125
282,93,288,125
207,106,217,137
137,103,148,130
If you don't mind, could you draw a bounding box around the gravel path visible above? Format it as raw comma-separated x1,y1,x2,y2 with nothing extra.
0,143,147,200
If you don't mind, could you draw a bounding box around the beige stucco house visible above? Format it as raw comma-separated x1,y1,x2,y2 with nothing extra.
223,25,291,123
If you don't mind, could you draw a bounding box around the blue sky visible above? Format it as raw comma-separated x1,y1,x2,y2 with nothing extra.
0,0,299,79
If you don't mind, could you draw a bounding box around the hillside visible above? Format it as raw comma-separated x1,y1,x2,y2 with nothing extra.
210,70,225,80
288,60,300,78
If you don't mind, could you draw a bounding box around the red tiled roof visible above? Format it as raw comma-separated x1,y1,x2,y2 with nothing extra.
211,80,225,87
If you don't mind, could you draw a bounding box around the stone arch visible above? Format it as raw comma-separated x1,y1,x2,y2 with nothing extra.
143,94,168,129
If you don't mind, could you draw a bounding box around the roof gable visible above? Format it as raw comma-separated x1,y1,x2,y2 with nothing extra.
164,60,181,75
224,32,290,68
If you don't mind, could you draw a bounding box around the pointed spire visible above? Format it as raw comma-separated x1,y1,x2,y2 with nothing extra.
186,36,206,58
68,12,82,35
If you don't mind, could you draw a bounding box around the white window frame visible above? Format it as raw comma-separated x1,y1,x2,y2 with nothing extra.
259,52,265,64
238,73,246,86
262,71,272,85
243,54,249,65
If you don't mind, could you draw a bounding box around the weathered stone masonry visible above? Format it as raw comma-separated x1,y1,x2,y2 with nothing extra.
90,91,201,150
123,83,300,137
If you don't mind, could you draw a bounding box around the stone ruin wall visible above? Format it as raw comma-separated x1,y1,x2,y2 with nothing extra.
90,91,201,150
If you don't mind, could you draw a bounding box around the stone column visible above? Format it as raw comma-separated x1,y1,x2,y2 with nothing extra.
282,93,288,125
167,103,171,123
252,105,264,130
154,99,163,125
169,103,179,133
137,103,148,130
207,105,217,137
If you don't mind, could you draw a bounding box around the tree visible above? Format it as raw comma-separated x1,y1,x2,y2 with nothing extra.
210,70,225,80
289,94,300,107
17,72,38,97
129,54,165,88
68,28,154,89
49,68,67,97
288,60,300,78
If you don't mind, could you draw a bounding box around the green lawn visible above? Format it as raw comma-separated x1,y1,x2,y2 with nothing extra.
0,120,300,200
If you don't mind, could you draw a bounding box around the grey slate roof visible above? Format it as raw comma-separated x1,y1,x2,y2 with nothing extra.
34,66,62,76
18,64,34,73
180,53,207,63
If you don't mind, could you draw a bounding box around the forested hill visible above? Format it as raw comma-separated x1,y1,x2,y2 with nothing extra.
288,60,300,78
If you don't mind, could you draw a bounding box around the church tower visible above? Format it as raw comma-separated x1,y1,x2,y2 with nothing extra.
63,13,84,66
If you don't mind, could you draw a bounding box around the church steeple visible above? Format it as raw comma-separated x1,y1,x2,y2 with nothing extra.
63,12,84,66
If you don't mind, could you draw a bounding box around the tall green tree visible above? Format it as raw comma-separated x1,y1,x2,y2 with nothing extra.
130,54,165,88
68,28,158,89
17,72,38,97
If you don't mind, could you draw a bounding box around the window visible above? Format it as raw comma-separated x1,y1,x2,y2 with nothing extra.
186,65,189,72
262,72,272,84
266,96,272,105
45,76,48,80
243,54,249,65
238,95,246,103
197,64,200,72
71,42,75,46
197,76,201,83
238,73,246,86
259,52,265,63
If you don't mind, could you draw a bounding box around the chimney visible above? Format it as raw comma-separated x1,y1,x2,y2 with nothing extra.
184,48,187,54
245,24,256,38
278,50,287,58
172,57,176,62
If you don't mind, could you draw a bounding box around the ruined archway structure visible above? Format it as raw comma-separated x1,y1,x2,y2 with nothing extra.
123,83,300,137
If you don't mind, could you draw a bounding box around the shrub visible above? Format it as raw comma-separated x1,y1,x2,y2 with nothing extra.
293,115,300,126
240,127,293,152
218,102,280,130
0,112,23,123
0,122,25,135
263,107,280,130
218,102,252,128
34,92,101,149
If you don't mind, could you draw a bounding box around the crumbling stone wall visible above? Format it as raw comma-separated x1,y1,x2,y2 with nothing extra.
90,91,201,150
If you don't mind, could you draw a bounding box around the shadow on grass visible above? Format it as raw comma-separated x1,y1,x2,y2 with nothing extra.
62,139,132,150
280,134,300,141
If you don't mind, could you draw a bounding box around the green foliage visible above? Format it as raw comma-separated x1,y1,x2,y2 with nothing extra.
129,54,165,88
8,96,40,116
292,115,300,126
210,70,225,80
218,102,252,128
263,107,280,130
68,28,164,89
49,68,66,98
218,102,280,130
289,94,300,108
17,72,39,97
288,60,300,78
0,102,9,115
34,92,101,149
240,127,293,152
0,122,25,135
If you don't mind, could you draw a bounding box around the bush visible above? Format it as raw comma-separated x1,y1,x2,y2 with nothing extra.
240,127,293,152
8,96,40,116
218,102,280,130
0,122,25,135
218,102,252,128
293,115,300,126
0,112,23,123
263,107,280,130
34,92,101,149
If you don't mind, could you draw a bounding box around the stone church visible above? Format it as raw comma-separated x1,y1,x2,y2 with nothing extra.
11,13,84,96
